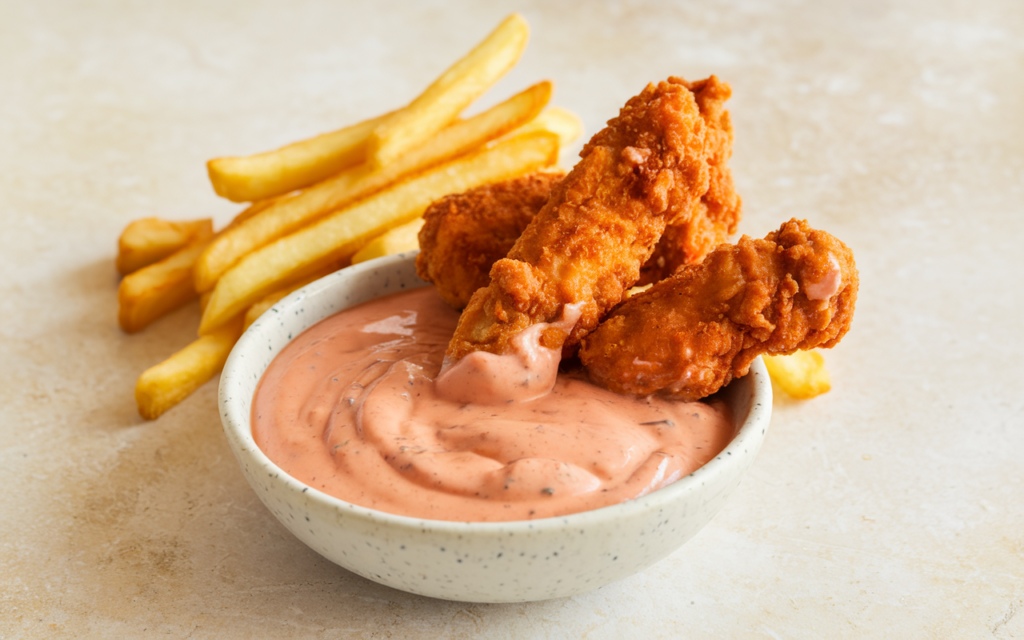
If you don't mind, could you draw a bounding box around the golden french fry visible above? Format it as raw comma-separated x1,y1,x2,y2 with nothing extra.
116,217,213,275
118,240,208,334
243,292,291,332
763,351,832,399
625,283,652,299
116,200,268,333
351,218,425,265
232,197,282,226
195,81,551,293
241,263,343,330
506,106,584,150
135,317,244,420
368,14,529,168
200,131,558,334
207,111,392,203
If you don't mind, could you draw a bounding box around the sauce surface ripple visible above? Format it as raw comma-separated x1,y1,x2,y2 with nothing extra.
252,287,736,522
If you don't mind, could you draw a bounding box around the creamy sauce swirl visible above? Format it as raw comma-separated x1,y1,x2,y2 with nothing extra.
252,287,735,522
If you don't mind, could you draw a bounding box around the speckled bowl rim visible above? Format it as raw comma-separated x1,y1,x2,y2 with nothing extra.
220,251,772,536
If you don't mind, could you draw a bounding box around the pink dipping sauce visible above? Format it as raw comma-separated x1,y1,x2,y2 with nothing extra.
805,253,843,301
252,287,736,522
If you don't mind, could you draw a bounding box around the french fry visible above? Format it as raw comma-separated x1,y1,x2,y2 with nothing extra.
506,107,584,150
206,111,392,203
763,351,832,399
625,283,652,299
232,197,283,225
200,131,558,334
195,81,551,293
368,14,529,168
116,217,213,275
116,199,275,333
135,317,244,420
243,292,291,332
242,263,343,330
118,237,211,334
351,218,425,265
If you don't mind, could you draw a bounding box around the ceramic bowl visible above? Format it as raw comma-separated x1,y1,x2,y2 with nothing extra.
219,252,772,603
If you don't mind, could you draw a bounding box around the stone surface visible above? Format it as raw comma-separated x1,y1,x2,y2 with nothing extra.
2,0,1022,637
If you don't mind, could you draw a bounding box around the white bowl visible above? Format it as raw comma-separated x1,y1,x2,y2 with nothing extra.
219,252,772,603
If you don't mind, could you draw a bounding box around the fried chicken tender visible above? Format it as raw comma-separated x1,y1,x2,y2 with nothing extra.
419,150,740,309
447,76,735,360
638,108,742,284
416,172,564,309
579,219,858,400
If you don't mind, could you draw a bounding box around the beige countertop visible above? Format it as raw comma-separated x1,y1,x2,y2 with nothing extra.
2,1,1022,637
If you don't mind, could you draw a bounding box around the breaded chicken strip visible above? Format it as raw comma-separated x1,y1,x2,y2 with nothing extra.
638,158,742,284
419,152,740,309
447,76,735,360
639,85,741,285
416,172,564,309
579,219,858,400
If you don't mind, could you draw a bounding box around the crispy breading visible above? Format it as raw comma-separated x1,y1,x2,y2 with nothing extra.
418,142,741,308
446,76,735,360
638,162,741,283
416,172,564,309
639,78,741,283
579,219,858,400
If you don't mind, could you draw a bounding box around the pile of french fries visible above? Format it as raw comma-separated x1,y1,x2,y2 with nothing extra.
118,14,584,419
